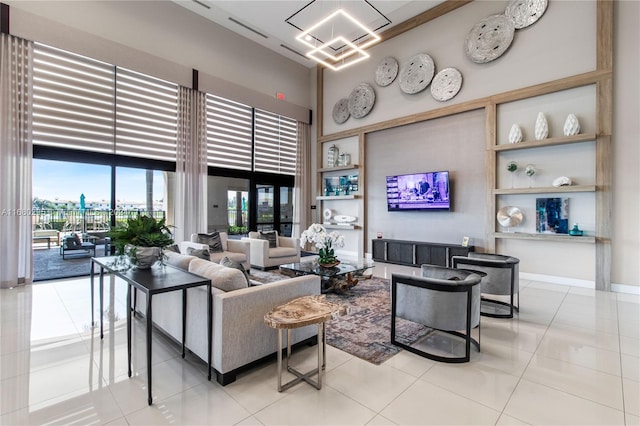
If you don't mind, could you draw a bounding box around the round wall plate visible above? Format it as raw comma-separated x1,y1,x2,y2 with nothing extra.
464,14,515,64
430,67,463,101
399,53,435,94
506,0,548,29
332,98,350,124
347,83,375,119
375,57,399,87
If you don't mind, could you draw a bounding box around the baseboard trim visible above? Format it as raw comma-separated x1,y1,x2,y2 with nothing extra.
520,272,640,295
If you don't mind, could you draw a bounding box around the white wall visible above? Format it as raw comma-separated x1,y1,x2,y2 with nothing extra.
319,1,639,289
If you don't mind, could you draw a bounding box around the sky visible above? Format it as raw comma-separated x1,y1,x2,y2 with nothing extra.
33,159,166,203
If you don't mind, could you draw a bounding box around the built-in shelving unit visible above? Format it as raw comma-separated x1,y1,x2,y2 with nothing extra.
324,223,359,230
318,164,360,173
315,194,360,200
493,185,596,195
493,133,596,152
494,232,596,243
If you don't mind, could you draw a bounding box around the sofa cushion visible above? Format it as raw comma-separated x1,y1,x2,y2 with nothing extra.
165,244,180,253
259,230,278,248
164,251,197,270
268,246,298,259
209,251,247,265
197,232,223,253
188,258,248,292
187,247,211,260
220,256,250,286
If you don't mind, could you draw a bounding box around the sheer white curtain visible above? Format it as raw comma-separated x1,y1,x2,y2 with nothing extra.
173,86,208,243
0,34,33,288
292,122,311,238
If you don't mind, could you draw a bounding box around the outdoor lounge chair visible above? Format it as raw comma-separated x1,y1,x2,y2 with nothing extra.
61,234,96,259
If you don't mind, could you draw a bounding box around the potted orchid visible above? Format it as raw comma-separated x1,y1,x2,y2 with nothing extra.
300,223,345,267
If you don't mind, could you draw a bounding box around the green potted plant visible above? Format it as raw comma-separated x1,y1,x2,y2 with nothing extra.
109,215,174,269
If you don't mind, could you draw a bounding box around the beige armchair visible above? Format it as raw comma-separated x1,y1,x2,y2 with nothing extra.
178,232,250,270
242,231,300,270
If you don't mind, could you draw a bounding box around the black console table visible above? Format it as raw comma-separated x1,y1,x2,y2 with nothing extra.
90,256,212,405
372,239,474,268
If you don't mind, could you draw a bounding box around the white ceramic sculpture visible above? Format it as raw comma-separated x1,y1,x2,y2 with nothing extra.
563,113,581,136
534,112,549,140
508,124,523,143
552,176,572,187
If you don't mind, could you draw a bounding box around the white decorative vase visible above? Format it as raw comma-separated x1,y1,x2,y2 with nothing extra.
508,124,523,143
563,113,581,136
125,245,162,269
534,112,549,140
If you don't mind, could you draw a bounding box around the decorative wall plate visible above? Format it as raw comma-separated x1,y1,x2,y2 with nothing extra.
430,67,463,101
506,0,548,29
375,57,399,87
497,206,524,228
347,83,375,119
332,98,350,124
399,53,435,94
464,14,515,64
323,208,333,221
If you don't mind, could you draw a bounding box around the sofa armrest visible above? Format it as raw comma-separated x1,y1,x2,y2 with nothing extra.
241,237,269,267
277,236,299,251
213,275,321,372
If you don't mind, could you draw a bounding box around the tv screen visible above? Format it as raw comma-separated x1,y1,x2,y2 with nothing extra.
386,171,450,211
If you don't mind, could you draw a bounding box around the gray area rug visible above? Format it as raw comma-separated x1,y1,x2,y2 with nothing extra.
250,270,431,364
33,245,110,282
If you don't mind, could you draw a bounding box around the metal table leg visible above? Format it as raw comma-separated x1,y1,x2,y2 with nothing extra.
99,266,104,339
146,293,153,405
127,283,132,378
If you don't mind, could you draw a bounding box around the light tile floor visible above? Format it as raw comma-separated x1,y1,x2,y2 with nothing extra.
0,263,638,425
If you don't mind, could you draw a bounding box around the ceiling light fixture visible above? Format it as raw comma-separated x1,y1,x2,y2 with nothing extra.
295,8,381,71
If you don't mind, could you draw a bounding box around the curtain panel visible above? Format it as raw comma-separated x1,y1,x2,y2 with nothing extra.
292,122,311,238
173,86,208,243
0,34,34,288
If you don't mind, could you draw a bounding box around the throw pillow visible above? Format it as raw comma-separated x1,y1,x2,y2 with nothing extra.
165,244,180,253
258,230,278,248
197,232,223,253
220,256,250,287
186,247,210,261
72,233,82,246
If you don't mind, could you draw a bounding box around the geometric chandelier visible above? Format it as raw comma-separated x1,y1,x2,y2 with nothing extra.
286,1,390,71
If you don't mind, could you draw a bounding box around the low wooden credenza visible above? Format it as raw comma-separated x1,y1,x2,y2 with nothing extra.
372,238,474,268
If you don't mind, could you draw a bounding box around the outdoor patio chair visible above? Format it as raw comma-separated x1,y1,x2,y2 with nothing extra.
60,234,96,259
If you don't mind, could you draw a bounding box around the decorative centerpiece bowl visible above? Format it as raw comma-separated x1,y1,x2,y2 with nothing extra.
300,223,345,268
109,215,174,269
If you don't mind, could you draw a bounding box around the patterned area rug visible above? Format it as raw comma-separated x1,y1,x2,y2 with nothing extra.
249,270,431,364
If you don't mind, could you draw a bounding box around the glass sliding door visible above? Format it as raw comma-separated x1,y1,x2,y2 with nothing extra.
253,183,293,237
279,186,294,237
256,184,275,232
115,167,168,225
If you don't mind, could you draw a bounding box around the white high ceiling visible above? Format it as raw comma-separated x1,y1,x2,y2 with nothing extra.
172,0,446,67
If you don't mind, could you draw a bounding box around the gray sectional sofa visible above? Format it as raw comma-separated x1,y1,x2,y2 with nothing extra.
135,251,320,385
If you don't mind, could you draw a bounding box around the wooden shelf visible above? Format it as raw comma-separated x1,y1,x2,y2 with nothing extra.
493,232,595,243
323,223,360,230
493,185,596,195
318,164,360,172
315,194,360,200
493,133,596,152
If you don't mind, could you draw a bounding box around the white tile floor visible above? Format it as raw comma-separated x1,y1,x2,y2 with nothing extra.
0,263,639,425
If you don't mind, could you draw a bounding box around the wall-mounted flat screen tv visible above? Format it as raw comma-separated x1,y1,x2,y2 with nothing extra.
386,171,450,211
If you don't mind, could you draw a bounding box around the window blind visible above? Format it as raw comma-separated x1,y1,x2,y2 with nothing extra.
33,43,115,153
205,94,253,171
253,109,297,175
115,67,178,162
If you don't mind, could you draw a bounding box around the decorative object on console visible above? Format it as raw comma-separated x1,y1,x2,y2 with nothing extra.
508,124,523,143
347,83,375,119
497,206,524,232
534,112,549,140
464,14,515,64
327,144,339,167
536,197,569,234
338,153,351,166
552,176,573,187
430,67,463,102
505,0,548,29
333,215,357,223
399,53,435,94
109,215,174,269
563,113,581,136
332,98,350,124
323,208,333,224
300,223,345,267
375,56,399,87
569,223,584,236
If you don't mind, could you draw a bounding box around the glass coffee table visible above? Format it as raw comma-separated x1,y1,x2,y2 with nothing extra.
280,259,375,294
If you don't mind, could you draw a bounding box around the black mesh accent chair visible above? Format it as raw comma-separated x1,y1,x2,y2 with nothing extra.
391,265,482,363
452,253,520,319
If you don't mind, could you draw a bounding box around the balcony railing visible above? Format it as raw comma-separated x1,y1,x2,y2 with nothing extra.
32,209,166,233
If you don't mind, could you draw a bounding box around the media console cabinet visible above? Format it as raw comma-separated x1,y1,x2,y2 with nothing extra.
371,239,474,268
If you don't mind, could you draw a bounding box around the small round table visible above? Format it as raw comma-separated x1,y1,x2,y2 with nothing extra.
264,295,347,392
